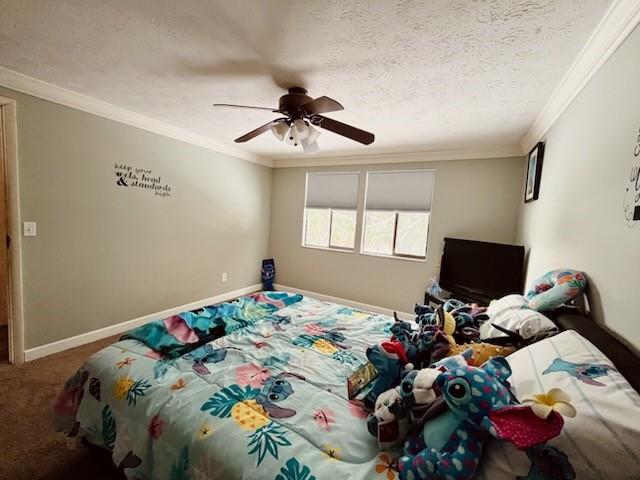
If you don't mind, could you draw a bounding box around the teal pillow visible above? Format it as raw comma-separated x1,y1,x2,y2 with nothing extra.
525,269,587,311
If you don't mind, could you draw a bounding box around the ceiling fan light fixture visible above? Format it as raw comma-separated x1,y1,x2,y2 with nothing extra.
292,119,310,140
283,121,320,151
302,138,320,154
305,123,321,144
284,125,301,147
271,122,289,141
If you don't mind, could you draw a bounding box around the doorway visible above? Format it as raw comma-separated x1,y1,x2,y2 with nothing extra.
0,106,9,363
0,97,24,365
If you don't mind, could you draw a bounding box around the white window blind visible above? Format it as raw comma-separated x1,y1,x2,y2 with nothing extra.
365,170,435,211
305,172,359,209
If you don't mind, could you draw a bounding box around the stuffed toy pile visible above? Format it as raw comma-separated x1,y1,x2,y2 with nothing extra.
365,300,515,412
366,351,576,480
364,300,576,480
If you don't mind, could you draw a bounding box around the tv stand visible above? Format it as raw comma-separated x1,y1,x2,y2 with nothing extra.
424,289,489,308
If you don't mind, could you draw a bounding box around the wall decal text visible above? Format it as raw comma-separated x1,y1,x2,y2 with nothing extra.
624,126,640,227
114,163,172,198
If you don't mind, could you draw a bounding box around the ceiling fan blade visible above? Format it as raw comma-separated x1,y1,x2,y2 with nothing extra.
301,96,344,115
213,103,278,112
235,119,286,143
309,115,374,145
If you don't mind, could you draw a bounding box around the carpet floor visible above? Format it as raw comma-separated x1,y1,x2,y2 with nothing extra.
0,334,123,479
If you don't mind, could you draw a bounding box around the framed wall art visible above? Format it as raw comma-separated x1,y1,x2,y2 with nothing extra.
525,142,545,203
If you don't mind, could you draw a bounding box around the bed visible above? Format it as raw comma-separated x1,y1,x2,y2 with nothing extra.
54,291,640,479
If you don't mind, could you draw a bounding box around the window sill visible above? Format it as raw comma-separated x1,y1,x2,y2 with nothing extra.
301,245,355,254
359,251,427,263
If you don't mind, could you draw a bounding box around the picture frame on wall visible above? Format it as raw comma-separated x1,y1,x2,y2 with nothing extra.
525,142,545,203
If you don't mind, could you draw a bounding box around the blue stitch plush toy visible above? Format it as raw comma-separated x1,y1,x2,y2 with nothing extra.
391,315,414,343
398,357,566,480
365,341,412,409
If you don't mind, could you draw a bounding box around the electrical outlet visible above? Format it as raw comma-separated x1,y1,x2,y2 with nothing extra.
222,272,228,283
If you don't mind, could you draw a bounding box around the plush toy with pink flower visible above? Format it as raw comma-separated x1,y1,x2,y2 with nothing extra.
398,357,576,480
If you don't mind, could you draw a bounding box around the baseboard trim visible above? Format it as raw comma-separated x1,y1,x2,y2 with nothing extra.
274,283,414,321
23,283,262,362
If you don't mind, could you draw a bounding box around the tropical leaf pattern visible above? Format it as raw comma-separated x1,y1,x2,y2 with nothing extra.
262,353,291,368
89,377,101,401
275,457,316,480
292,335,314,348
200,385,259,418
331,350,360,366
153,358,176,380
248,422,292,466
126,378,152,406
316,317,338,328
170,446,190,480
101,405,116,450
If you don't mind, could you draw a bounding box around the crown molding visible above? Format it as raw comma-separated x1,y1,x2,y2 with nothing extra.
272,145,524,168
520,0,640,152
0,66,273,167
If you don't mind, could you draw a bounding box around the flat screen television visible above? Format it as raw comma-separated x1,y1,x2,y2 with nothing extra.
439,238,524,303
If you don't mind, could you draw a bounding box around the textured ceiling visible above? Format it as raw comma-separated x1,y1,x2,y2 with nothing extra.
0,0,612,160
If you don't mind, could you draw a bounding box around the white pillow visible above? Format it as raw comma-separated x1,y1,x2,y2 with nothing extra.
478,330,640,480
487,294,529,316
481,294,557,340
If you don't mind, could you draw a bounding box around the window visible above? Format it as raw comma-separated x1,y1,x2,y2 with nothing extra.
303,172,359,250
362,170,435,259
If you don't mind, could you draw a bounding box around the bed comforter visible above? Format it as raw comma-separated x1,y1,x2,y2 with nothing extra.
55,292,640,479
54,294,400,479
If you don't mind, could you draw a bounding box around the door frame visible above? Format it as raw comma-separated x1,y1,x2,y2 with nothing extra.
0,96,24,364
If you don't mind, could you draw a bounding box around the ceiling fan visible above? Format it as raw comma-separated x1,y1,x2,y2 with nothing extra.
213,87,374,154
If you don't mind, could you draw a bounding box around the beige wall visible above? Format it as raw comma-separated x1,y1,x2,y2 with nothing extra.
0,87,272,349
269,157,525,312
516,25,640,348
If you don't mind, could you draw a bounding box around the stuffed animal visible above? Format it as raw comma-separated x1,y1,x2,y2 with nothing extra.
409,303,513,369
429,309,515,367
398,357,567,480
414,303,435,317
413,307,457,366
366,387,409,448
399,368,441,410
443,298,465,312
366,351,477,450
415,326,454,366
367,367,443,447
364,341,413,409
448,342,516,367
431,349,474,371
417,306,457,338
391,314,414,344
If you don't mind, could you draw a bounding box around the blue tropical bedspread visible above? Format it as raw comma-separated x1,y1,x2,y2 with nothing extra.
54,293,400,479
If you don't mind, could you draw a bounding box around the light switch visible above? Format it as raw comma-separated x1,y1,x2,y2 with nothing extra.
23,221,37,237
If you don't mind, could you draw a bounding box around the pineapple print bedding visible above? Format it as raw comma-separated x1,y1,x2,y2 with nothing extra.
54,293,400,479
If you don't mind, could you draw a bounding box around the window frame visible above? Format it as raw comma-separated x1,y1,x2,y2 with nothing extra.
302,206,357,252
360,168,434,262
360,209,430,260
